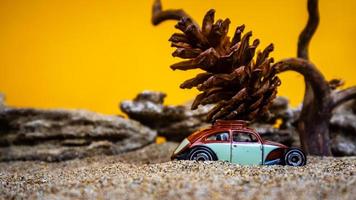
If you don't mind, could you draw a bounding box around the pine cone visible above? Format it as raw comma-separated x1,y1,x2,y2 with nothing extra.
169,9,281,122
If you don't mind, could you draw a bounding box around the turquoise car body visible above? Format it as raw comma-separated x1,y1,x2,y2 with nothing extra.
172,120,288,165
202,142,281,165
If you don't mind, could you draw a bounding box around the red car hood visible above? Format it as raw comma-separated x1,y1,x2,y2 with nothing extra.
263,140,287,148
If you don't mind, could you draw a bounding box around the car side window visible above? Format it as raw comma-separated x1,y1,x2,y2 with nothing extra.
206,132,230,142
233,131,258,143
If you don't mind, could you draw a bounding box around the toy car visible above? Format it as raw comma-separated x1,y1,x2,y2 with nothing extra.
171,120,306,166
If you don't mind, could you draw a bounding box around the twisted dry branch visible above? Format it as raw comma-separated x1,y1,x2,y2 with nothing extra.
152,0,192,25
298,0,319,59
273,58,330,100
331,87,356,109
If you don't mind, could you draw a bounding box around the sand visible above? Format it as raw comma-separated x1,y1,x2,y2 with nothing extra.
0,142,355,200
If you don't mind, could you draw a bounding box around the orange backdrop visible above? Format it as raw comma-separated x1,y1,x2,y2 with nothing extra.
0,0,355,114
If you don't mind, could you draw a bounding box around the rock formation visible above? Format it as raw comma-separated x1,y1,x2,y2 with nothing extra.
120,91,211,141
330,100,356,156
120,91,298,145
0,93,156,162
251,96,300,147
1,90,354,160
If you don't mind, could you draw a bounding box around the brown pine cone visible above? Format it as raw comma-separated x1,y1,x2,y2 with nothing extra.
169,9,281,122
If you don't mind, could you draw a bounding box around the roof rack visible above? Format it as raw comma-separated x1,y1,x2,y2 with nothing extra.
213,120,250,128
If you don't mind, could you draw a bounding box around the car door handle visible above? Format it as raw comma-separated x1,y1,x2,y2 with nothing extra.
233,144,237,147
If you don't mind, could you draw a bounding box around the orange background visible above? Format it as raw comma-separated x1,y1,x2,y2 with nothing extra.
0,0,355,114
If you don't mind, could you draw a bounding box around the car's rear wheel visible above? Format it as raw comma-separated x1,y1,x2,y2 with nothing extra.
284,148,306,166
188,146,217,161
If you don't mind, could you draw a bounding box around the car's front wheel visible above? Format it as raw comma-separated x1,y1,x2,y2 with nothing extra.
188,146,217,161
284,148,306,166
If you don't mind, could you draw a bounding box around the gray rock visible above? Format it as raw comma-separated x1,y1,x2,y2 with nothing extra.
0,93,5,110
330,114,356,133
251,97,300,146
256,97,300,127
134,90,166,104
250,123,297,147
329,99,356,156
120,91,211,141
330,133,356,156
0,107,156,162
120,100,187,126
269,95,289,111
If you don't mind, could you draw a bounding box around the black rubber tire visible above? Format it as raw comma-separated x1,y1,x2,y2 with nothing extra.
284,148,307,166
187,146,218,161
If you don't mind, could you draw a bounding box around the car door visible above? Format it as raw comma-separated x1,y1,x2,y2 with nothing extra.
202,130,231,161
231,131,263,165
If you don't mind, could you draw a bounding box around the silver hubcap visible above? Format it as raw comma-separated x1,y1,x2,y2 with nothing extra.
196,153,210,161
287,152,303,166
190,149,213,161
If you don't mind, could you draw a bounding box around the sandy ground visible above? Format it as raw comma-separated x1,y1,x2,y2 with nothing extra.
0,142,355,200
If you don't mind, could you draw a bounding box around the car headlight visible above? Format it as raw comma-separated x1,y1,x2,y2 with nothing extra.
173,138,190,155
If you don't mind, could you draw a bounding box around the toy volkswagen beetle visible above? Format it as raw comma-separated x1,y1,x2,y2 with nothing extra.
172,120,306,166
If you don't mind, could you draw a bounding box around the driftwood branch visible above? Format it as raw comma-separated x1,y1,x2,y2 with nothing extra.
273,58,331,105
331,87,356,109
273,56,332,155
290,0,332,155
298,0,319,59
151,0,191,25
